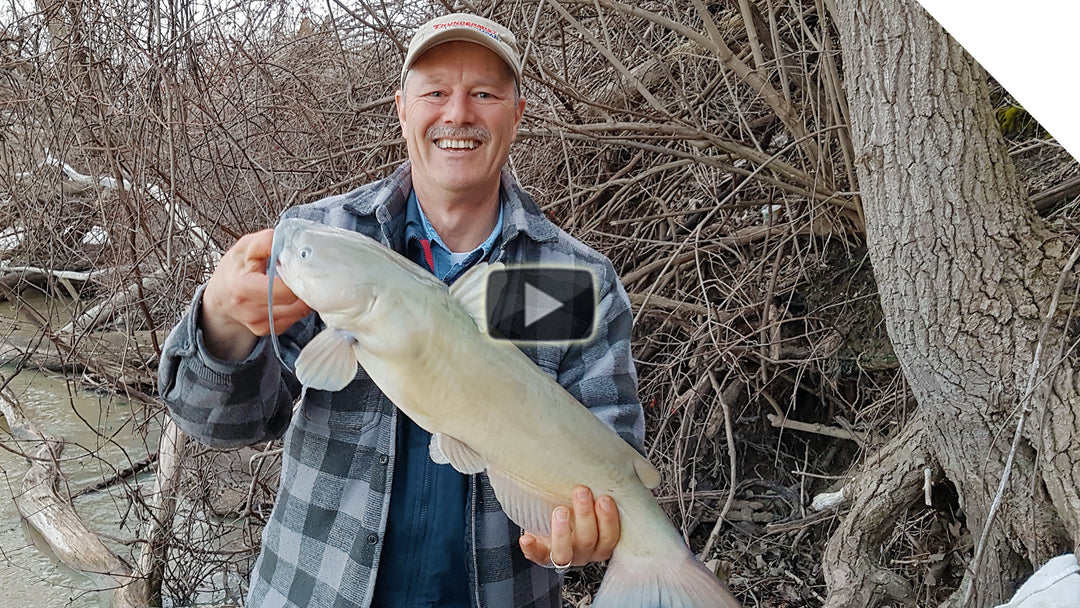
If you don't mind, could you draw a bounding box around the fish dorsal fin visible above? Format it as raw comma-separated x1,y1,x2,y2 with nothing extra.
294,328,358,391
429,433,488,474
449,262,503,331
635,456,662,490
486,468,570,537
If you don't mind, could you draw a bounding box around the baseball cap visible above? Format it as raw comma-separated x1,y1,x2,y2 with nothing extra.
401,13,522,90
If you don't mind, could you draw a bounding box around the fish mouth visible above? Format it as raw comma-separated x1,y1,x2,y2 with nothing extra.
269,218,313,279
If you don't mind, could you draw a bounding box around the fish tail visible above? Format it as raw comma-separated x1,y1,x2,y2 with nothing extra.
591,545,741,608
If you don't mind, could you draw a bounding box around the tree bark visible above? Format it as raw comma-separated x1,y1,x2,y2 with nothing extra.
828,0,1079,605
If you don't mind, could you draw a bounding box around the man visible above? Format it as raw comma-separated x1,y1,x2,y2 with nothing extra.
158,13,644,608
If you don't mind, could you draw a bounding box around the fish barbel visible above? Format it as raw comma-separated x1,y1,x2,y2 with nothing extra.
270,217,741,608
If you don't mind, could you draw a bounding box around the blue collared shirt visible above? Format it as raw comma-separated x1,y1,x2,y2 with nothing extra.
371,191,504,607
406,190,503,283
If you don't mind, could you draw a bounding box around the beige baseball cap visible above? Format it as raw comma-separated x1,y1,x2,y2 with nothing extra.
401,13,522,90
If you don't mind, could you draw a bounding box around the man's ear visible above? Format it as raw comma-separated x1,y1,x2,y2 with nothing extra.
512,96,526,141
395,90,407,132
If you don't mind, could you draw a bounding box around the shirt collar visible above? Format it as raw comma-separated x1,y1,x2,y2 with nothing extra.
409,191,502,258
343,162,558,246
405,191,503,280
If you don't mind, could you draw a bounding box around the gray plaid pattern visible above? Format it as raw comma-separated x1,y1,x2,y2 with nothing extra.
158,162,644,608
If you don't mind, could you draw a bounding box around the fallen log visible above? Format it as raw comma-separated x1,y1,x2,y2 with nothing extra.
60,271,164,334
0,265,109,301
0,267,52,301
0,383,150,607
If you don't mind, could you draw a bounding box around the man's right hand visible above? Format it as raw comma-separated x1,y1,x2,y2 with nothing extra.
200,229,312,361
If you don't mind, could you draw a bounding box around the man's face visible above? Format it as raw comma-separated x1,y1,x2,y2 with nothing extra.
396,41,526,202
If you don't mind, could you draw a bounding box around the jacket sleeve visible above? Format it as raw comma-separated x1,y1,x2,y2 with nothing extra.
156,284,312,449
556,260,645,454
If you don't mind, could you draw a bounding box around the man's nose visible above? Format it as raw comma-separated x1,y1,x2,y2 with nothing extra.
441,92,475,124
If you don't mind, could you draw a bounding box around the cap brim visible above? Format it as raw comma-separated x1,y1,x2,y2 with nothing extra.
401,30,520,88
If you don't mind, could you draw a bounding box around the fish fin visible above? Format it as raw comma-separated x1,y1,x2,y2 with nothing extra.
294,328,358,391
592,547,742,608
486,468,570,537
449,261,503,331
429,433,487,474
634,456,662,490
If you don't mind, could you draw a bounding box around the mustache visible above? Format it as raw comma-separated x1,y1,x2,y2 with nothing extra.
426,125,491,142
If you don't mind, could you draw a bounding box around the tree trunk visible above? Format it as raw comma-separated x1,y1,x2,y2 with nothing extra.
827,0,1079,606
136,419,188,606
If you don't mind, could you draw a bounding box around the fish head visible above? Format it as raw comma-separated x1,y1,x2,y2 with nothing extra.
270,217,447,347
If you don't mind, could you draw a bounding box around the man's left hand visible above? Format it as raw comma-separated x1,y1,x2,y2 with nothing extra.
518,485,620,569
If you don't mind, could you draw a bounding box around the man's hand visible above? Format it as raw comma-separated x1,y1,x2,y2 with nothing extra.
201,229,311,361
519,485,620,570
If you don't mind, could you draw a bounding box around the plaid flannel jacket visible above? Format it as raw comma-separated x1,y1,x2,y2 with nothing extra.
157,163,645,608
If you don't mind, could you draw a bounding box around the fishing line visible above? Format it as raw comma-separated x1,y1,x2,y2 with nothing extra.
266,227,293,373
267,225,310,411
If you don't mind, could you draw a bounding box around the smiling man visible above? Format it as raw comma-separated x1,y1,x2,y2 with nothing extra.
158,13,645,608
398,39,525,254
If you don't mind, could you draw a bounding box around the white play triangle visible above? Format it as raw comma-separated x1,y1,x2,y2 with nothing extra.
523,282,564,328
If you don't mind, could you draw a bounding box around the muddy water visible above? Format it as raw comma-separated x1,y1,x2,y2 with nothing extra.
0,370,150,608
0,294,155,607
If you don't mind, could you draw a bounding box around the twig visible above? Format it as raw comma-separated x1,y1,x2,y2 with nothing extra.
767,412,870,443
765,507,839,534
698,370,738,561
545,0,673,119
70,452,158,499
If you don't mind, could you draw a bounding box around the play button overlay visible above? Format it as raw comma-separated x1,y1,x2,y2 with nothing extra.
485,266,595,343
524,282,564,328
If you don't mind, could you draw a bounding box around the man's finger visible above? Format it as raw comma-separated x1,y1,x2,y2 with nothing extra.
593,494,620,561
240,228,276,261
548,506,573,568
570,486,598,559
518,532,548,564
269,276,303,305
270,299,312,333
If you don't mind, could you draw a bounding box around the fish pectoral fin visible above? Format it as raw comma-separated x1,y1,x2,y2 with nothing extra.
449,261,503,332
429,433,488,474
486,468,569,538
634,456,662,490
294,328,358,391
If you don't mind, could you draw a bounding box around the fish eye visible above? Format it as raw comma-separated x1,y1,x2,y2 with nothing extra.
298,247,312,260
